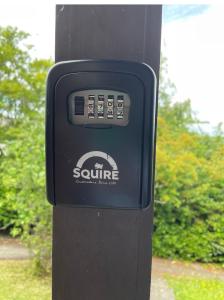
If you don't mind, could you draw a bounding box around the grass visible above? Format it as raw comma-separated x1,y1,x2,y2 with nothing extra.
167,275,224,300
0,260,51,300
1,259,224,300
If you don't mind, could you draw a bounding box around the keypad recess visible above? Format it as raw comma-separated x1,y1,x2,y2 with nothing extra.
68,89,130,126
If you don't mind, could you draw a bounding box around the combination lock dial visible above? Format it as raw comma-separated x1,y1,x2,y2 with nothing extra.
68,89,131,126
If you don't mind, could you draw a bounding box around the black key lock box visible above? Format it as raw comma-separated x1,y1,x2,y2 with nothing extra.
46,60,157,209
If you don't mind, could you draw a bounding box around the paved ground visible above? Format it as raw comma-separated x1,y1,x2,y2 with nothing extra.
0,235,31,259
152,256,224,281
1,235,224,299
151,276,175,300
150,257,224,299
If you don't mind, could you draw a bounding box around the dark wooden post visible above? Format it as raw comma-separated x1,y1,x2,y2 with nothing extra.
53,5,162,300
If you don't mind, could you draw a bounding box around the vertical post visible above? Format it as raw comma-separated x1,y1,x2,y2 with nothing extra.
53,5,162,300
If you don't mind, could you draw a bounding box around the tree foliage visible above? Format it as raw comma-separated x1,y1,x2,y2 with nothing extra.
0,26,52,274
153,56,224,263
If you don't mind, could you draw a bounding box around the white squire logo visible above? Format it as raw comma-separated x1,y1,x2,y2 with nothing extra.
73,151,119,185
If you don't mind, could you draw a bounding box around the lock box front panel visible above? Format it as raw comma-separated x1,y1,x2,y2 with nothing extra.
54,72,144,208
46,60,156,209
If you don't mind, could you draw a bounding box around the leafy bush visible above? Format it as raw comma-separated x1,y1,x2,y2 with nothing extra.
153,58,224,263
1,120,52,273
0,26,52,274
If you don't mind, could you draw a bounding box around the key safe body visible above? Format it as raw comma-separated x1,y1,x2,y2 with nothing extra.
46,60,156,209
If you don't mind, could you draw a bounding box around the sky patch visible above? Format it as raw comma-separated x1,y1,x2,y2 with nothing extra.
163,5,210,23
